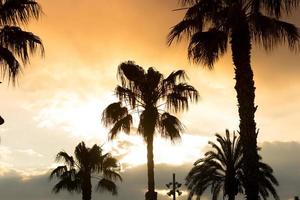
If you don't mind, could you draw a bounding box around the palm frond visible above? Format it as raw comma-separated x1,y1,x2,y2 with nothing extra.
168,0,223,45
102,102,129,127
109,114,132,139
0,46,20,83
103,169,122,182
0,26,44,62
166,83,199,112
251,13,300,51
55,151,75,168
102,154,119,169
52,177,81,194
117,61,145,89
0,0,42,25
167,18,201,45
259,0,300,17
49,165,68,180
178,0,198,6
158,112,184,141
96,178,118,195
115,86,139,108
188,28,228,68
88,144,103,171
163,70,188,86
74,142,89,168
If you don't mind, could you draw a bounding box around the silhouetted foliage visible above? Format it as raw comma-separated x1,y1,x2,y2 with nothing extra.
169,1,299,199
102,61,199,200
50,142,122,200
186,130,279,200
0,115,4,125
0,0,44,84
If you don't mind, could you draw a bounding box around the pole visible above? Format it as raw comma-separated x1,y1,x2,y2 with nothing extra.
173,173,176,200
166,173,182,200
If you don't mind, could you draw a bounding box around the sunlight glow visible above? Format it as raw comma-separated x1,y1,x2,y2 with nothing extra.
33,92,116,139
106,133,211,168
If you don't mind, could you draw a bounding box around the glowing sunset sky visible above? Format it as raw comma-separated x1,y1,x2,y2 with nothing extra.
0,0,299,200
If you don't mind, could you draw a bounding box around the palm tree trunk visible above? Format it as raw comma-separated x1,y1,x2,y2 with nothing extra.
145,135,157,200
81,173,92,200
230,14,260,200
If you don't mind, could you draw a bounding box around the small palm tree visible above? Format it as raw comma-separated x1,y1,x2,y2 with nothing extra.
102,61,199,200
50,142,122,200
186,130,279,200
0,0,44,84
168,1,299,199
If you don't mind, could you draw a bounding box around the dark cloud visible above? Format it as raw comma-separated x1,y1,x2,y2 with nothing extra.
0,142,299,200
0,164,192,200
261,142,300,199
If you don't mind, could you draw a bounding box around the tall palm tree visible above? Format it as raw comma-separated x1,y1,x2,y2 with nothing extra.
168,1,300,199
186,130,279,200
50,142,122,200
0,0,44,84
102,61,199,200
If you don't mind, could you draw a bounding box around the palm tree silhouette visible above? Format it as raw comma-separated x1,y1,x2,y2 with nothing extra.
0,0,44,84
50,142,122,200
186,130,279,200
168,1,299,199
102,61,199,200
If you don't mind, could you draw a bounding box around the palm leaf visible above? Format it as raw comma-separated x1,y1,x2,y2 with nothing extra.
109,114,132,139
158,112,184,141
188,28,228,68
0,0,42,25
49,165,68,180
96,178,118,195
0,26,44,62
55,151,75,168
102,102,129,127
251,13,300,51
0,46,20,83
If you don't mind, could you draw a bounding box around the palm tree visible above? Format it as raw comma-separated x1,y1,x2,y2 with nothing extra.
186,130,279,200
102,61,199,200
0,0,44,84
50,142,122,200
168,1,300,199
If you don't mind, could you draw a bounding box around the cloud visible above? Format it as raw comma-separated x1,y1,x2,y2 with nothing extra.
0,141,298,200
260,142,300,199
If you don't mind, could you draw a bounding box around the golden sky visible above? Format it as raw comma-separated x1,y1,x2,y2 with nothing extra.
0,1,300,199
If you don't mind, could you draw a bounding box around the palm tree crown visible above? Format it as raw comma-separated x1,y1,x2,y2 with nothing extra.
102,61,199,200
50,142,122,200
168,0,300,67
0,0,44,84
102,61,198,140
186,130,279,200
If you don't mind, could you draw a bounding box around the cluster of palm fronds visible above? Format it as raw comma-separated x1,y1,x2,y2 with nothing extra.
0,0,44,84
186,130,279,200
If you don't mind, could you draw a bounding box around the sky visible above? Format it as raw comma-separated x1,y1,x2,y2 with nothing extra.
0,0,300,200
